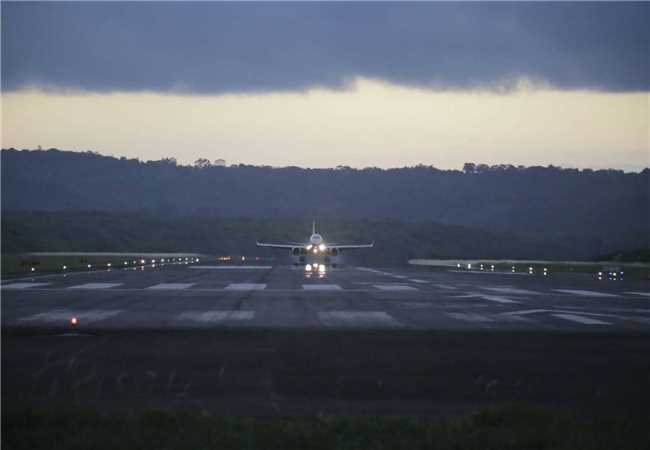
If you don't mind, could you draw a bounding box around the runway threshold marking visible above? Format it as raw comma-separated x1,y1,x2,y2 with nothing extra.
483,286,544,295
626,292,650,297
318,311,403,328
554,289,619,298
147,283,195,290
225,283,267,291
67,283,123,289
303,284,343,291
179,310,255,322
18,309,123,324
453,293,520,304
189,265,272,270
373,284,419,291
2,282,51,289
552,313,611,325
446,312,494,323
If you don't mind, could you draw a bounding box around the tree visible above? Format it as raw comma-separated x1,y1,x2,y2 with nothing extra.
194,158,211,169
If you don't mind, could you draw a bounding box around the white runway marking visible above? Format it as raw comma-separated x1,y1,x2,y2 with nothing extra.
409,279,429,284
626,292,650,297
446,313,494,323
503,309,548,316
434,284,458,290
554,289,619,298
483,286,543,295
189,265,272,270
319,311,403,328
19,309,122,323
455,293,520,304
67,283,123,289
179,310,255,322
373,284,418,291
552,313,611,325
225,283,266,290
2,282,51,289
303,284,343,291
147,283,195,290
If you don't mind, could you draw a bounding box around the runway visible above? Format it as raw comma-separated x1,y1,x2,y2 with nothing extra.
2,264,649,331
3,264,649,416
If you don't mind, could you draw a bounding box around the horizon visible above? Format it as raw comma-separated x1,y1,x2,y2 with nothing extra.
3,146,649,174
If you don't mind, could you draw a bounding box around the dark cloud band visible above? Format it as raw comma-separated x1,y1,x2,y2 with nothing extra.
2,2,648,93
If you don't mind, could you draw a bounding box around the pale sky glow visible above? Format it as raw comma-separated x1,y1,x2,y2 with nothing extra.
3,79,648,170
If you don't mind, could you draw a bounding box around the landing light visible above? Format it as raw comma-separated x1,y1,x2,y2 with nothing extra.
313,248,318,254
70,316,78,326
306,245,313,251
318,244,326,251
305,264,312,271
318,264,326,273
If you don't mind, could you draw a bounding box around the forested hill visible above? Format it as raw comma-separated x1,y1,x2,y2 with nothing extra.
2,148,649,240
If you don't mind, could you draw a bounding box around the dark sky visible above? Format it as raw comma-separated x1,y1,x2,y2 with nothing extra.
2,2,649,94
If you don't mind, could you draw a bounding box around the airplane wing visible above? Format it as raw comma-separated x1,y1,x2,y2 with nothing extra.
327,242,375,250
256,242,305,249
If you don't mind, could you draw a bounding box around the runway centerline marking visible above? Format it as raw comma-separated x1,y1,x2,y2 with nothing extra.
318,311,403,328
225,283,267,291
409,279,429,284
303,284,343,291
179,310,255,322
2,282,51,289
147,283,195,290
373,284,418,291
67,283,123,289
552,313,611,325
554,289,619,298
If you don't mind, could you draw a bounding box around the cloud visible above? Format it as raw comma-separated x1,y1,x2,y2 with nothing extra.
2,2,648,94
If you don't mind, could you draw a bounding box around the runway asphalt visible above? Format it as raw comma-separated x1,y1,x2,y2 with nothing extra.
2,263,649,331
2,263,649,416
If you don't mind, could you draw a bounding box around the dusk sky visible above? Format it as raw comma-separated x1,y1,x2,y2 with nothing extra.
2,2,649,170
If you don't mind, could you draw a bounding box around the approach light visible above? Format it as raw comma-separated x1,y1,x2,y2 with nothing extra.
88,264,92,269
490,265,495,271
62,265,67,270
31,267,35,272
107,263,112,267
318,264,326,273
305,264,312,271
467,263,472,270
318,244,326,251
140,259,145,264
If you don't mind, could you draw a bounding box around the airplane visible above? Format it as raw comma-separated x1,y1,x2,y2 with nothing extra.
257,221,374,267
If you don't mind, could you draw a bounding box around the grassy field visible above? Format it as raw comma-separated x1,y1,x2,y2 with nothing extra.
1,253,203,277
2,404,647,450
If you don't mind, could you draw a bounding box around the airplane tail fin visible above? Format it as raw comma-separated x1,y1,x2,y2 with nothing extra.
312,220,316,234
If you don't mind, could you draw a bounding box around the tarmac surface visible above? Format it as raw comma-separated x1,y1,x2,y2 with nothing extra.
2,263,650,416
